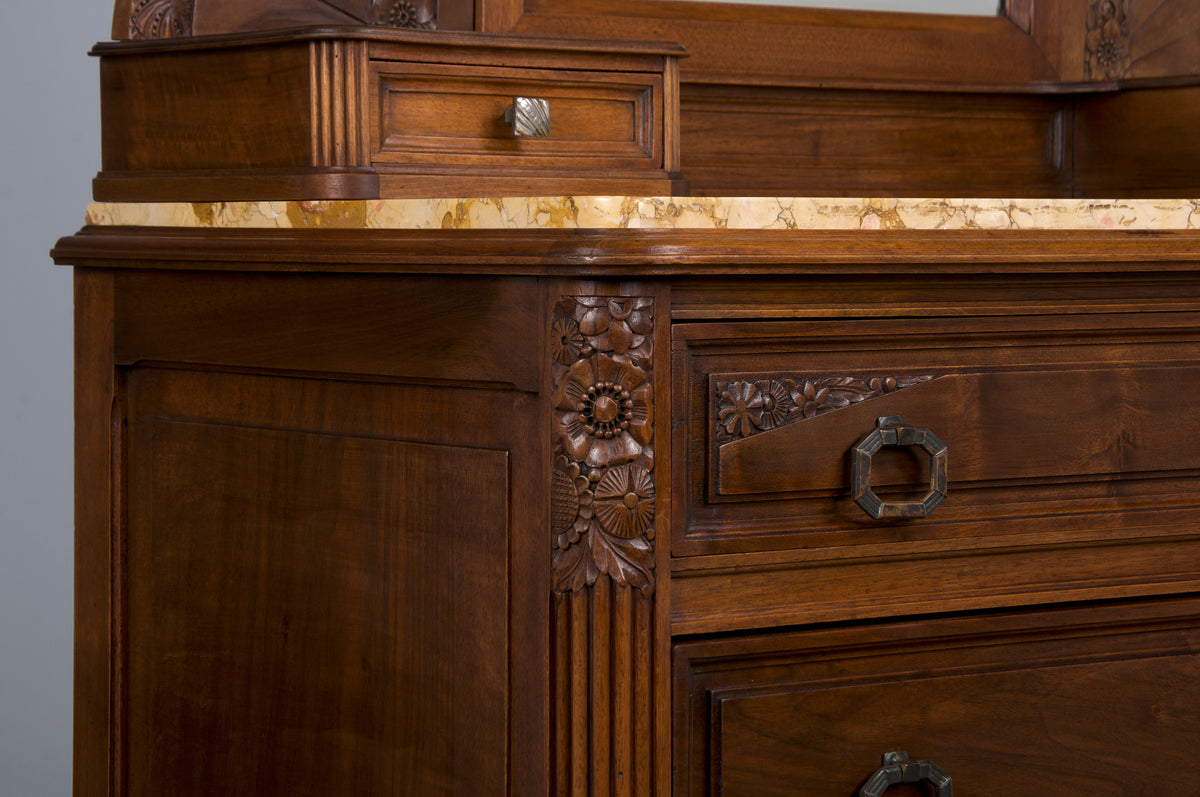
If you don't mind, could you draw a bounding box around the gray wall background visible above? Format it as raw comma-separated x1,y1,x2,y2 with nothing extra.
0,1,988,794
2,2,111,794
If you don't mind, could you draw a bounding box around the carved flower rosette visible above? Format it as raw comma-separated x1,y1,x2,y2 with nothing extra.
552,297,656,596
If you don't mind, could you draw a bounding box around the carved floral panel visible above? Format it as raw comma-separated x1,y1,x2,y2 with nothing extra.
552,297,656,597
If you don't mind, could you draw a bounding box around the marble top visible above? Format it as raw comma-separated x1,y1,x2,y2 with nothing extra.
86,197,1200,231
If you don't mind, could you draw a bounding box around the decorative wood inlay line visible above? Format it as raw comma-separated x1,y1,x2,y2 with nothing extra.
1085,0,1133,80
714,374,935,443
552,296,655,596
310,40,371,168
370,0,437,29
128,0,194,39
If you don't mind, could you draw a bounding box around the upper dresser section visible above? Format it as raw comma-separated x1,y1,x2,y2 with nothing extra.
92,28,685,201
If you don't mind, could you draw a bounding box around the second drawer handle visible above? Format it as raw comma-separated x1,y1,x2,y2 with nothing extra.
504,96,551,137
860,751,953,796
851,416,947,519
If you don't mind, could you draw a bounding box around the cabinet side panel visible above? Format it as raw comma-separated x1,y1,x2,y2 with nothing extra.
75,270,118,797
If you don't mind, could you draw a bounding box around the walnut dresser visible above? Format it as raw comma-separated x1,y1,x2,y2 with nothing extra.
55,196,1200,796
57,0,1200,793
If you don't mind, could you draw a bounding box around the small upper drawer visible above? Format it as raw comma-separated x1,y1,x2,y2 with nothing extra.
366,35,684,195
371,63,659,167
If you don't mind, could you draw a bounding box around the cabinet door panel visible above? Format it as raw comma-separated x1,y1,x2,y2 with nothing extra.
121,367,531,797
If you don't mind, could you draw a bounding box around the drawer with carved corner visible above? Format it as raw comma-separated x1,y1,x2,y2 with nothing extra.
672,596,1200,797
669,312,1200,634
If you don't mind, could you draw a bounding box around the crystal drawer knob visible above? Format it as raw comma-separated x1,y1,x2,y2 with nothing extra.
504,96,551,137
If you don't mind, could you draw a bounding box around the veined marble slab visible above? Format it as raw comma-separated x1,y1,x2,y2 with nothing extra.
85,197,1200,231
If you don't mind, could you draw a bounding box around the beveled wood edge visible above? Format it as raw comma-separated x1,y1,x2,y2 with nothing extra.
671,591,1200,660
670,531,1200,635
91,24,689,57
93,170,382,203
51,226,1200,275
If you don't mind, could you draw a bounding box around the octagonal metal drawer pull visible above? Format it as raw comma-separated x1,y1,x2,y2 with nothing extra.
851,416,948,519
860,751,953,796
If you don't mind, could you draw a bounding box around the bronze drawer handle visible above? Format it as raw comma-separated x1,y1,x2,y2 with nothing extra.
504,96,551,137
851,416,947,519
860,751,953,797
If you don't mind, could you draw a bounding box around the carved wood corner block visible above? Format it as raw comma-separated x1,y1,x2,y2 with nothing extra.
714,373,935,444
551,296,656,597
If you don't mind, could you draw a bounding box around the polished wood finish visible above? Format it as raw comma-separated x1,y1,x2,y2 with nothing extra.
73,271,117,797
93,29,684,200
679,85,1071,198
99,1,1200,198
126,381,511,795
64,1,1200,793
675,597,1200,796
55,221,1200,795
1074,83,1200,197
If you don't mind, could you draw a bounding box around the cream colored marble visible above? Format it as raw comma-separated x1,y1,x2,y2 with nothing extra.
85,197,1200,231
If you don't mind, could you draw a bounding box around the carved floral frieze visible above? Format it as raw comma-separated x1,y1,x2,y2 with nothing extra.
1085,0,1133,80
552,297,656,596
715,374,935,444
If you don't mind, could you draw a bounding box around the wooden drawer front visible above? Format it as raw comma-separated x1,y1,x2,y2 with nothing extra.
675,312,1200,553
371,62,659,169
673,598,1200,796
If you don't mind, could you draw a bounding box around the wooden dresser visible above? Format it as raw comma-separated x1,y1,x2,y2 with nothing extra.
58,0,1200,794
55,197,1200,795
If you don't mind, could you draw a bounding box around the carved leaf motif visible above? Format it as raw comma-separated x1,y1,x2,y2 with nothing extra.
589,529,656,597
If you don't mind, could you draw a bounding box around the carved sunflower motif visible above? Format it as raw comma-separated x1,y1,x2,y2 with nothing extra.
551,315,586,366
593,464,655,540
551,457,595,550
555,354,653,469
